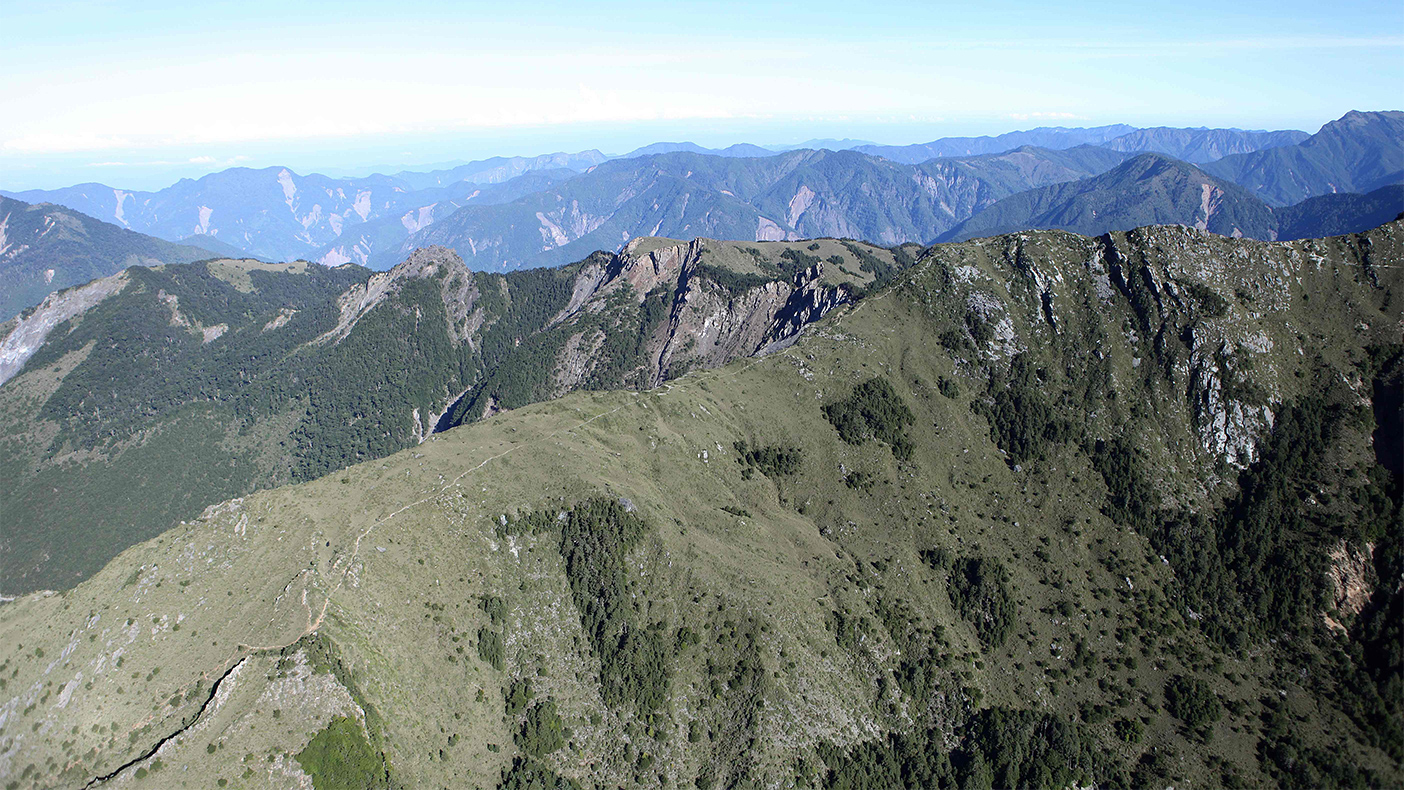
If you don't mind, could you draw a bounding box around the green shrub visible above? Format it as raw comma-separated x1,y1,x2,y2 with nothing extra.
822,378,915,460
780,248,823,274
1090,436,1157,533
554,499,672,713
517,699,566,756
498,757,581,790
294,716,389,790
974,354,1072,465
1164,675,1221,734
734,441,803,479
477,627,505,671
948,557,1015,648
480,595,506,625
505,679,534,717
818,706,1108,790
1113,717,1144,744
1184,282,1229,318
843,470,876,492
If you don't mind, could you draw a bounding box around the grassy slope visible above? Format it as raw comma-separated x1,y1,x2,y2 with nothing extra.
0,239,898,595
0,223,1399,789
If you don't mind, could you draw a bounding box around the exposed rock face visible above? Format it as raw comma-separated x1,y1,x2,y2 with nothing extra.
1187,338,1275,467
1325,541,1376,631
758,265,853,349
318,245,479,345
0,271,129,386
553,329,606,392
914,220,1403,474
544,237,854,391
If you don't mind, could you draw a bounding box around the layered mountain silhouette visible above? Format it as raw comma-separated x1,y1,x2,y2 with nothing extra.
941,154,1277,242
0,196,227,320
943,150,1404,243
1203,110,1404,205
3,112,1398,272
1099,127,1308,163
853,123,1140,162
383,146,1131,270
1274,184,1404,240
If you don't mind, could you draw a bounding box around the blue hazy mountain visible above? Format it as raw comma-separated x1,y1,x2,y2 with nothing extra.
0,196,227,320
1203,110,1404,206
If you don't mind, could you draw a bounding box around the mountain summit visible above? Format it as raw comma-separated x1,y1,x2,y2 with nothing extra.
942,153,1276,241
1,219,1398,788
1204,110,1404,206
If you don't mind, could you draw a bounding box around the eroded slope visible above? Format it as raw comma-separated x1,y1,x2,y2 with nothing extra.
1,222,1399,789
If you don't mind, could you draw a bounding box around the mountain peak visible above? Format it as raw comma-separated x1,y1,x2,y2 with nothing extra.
942,152,1274,242
391,244,470,280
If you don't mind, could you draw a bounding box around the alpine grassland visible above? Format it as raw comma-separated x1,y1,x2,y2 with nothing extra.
0,221,1399,788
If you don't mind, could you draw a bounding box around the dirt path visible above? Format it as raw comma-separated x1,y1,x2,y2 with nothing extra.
86,298,876,786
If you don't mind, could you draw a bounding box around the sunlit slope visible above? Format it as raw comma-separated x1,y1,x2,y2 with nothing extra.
0,238,895,595
1,222,1399,789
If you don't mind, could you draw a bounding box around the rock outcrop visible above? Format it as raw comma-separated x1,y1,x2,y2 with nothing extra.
0,271,129,386
544,237,854,391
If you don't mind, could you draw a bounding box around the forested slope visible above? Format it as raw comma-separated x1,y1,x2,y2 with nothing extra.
0,238,900,593
0,221,1398,789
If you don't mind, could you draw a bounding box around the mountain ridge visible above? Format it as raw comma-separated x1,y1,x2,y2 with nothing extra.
383,146,1132,271
944,149,1404,243
0,218,1397,789
3,113,1388,269
941,153,1278,242
1203,109,1404,206
0,196,227,321
0,234,900,594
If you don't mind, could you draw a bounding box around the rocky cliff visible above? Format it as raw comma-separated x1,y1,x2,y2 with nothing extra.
0,237,894,594
1,221,1397,790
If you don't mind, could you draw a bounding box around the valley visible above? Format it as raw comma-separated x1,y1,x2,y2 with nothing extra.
0,236,900,594
4,3,1400,787
0,219,1399,788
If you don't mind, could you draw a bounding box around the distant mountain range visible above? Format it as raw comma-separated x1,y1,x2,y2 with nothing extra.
0,196,226,320
943,154,1278,242
619,141,779,158
387,151,609,190
1202,110,1404,206
1099,127,1309,164
311,168,581,267
852,124,1138,163
2,111,1399,277
942,130,1404,244
381,145,1132,271
1274,184,1404,240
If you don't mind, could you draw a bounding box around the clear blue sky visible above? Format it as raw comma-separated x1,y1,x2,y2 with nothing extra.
2,0,1400,190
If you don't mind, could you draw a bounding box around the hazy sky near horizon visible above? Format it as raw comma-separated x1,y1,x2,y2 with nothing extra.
2,0,1400,190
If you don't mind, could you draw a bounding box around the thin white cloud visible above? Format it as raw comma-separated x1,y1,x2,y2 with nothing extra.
0,46,1006,155
1008,112,1082,121
0,30,1397,158
7,132,134,153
